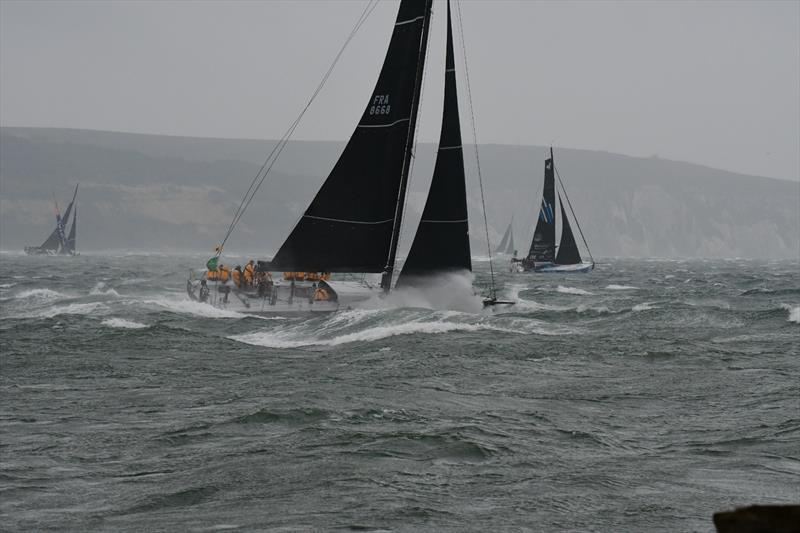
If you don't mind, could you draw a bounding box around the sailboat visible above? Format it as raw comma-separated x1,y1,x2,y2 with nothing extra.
495,217,516,256
24,184,79,256
188,0,485,312
512,148,594,273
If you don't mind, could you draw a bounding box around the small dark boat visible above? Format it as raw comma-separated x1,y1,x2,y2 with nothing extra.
25,184,79,256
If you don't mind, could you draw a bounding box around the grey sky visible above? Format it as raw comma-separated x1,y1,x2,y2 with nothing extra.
1,0,798,180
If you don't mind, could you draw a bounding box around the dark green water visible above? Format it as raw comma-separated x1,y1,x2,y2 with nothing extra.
1,254,798,531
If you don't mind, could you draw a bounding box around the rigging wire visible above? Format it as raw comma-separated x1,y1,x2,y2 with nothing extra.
215,0,379,256
454,0,496,299
554,162,594,263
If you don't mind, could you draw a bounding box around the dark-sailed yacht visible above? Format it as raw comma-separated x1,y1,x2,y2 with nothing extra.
25,184,79,256
188,0,479,312
512,148,594,273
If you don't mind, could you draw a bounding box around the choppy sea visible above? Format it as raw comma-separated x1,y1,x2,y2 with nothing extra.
1,253,798,531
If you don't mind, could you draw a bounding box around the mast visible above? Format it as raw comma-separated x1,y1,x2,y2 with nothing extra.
381,0,434,292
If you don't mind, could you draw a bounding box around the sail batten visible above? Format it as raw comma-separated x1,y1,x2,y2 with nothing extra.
268,0,432,274
397,0,471,286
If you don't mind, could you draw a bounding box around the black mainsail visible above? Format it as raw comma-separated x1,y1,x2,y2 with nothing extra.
397,1,470,286
268,0,433,280
554,194,581,265
528,150,556,263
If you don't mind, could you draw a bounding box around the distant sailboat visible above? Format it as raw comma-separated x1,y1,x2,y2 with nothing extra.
24,184,79,256
494,217,515,256
188,0,493,311
513,148,593,273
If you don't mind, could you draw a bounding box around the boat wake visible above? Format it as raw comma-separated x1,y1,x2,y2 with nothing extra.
229,306,568,348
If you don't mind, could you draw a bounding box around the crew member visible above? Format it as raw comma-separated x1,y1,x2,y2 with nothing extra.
232,265,243,288
218,264,230,282
244,260,255,286
314,285,329,301
199,280,210,302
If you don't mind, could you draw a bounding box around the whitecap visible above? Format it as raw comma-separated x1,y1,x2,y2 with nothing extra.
782,304,800,324
605,284,639,291
145,297,253,319
13,288,64,301
102,317,148,329
555,285,593,296
632,302,657,312
90,282,121,297
576,305,612,314
23,302,107,319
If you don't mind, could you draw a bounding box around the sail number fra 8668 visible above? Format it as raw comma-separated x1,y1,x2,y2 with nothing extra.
370,94,391,116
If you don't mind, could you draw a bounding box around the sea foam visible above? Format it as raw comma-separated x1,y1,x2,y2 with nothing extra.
230,320,519,348
556,285,593,296
102,317,148,329
782,304,800,324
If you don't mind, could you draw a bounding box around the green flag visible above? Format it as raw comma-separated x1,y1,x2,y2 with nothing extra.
206,256,218,271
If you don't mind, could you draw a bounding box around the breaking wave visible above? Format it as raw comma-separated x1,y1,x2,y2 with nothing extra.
632,302,657,312
20,302,108,319
606,284,639,291
90,282,121,297
555,286,593,296
145,297,255,319
11,288,65,302
782,304,800,324
231,319,516,348
102,317,148,329
229,307,566,348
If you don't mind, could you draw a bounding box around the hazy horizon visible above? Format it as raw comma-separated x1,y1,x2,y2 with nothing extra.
3,125,797,185
1,0,798,181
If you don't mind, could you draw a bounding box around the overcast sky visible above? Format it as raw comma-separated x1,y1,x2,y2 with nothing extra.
1,0,798,180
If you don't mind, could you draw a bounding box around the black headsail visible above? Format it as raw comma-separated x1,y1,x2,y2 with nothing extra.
268,0,433,278
39,223,63,252
65,204,77,255
555,193,581,265
397,1,470,286
527,149,556,263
